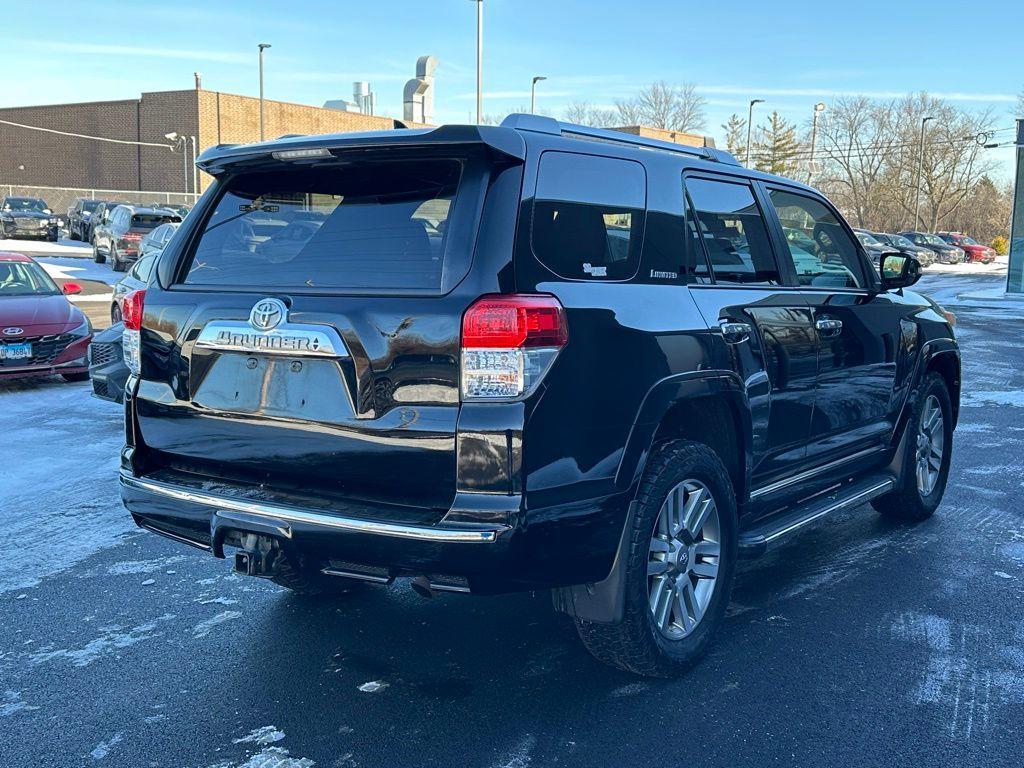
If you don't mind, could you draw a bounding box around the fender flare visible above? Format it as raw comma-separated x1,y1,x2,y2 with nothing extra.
614,369,752,495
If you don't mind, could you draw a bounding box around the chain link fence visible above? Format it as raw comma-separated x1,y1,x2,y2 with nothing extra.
1,184,198,220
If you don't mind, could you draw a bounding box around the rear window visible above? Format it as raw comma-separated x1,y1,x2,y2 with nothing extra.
531,152,646,281
181,159,462,291
132,214,179,229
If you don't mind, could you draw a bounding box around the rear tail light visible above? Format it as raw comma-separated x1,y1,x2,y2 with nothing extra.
461,294,567,400
121,289,146,374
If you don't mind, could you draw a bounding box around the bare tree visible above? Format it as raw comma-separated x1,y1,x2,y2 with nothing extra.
616,82,706,132
563,101,618,127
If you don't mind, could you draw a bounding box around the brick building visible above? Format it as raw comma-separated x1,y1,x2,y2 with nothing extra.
0,89,416,196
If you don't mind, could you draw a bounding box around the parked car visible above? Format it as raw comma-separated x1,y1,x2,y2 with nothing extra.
899,231,965,264
936,232,996,264
851,229,890,265
0,252,91,381
0,197,61,241
67,198,111,241
93,205,181,272
86,201,122,244
139,222,179,259
147,203,191,219
110,252,159,322
872,232,935,268
88,321,128,402
120,116,957,677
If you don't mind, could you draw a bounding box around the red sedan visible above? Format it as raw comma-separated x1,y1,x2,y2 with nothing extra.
0,252,92,382
938,232,996,264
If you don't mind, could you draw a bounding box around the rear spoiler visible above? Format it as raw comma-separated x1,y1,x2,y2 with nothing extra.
195,125,527,176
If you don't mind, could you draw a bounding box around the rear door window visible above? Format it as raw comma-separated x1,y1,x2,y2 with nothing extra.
684,177,781,285
180,159,462,291
531,152,646,281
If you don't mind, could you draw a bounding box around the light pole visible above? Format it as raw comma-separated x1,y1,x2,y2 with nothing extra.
745,98,764,168
189,136,199,199
258,43,271,141
164,132,188,195
470,1,483,123
530,76,547,114
807,102,826,183
914,116,933,230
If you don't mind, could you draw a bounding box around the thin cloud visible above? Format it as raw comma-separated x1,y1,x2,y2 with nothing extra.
22,40,250,65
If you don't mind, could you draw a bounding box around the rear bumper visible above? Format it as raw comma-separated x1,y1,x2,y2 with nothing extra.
120,468,626,594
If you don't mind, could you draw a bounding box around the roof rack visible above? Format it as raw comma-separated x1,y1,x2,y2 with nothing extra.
500,113,739,166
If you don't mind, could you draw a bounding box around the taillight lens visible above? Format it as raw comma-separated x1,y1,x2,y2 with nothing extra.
461,294,567,400
121,289,146,375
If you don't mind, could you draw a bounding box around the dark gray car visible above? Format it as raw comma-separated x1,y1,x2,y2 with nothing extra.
873,232,935,268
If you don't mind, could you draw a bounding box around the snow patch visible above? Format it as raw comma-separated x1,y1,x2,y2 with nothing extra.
492,735,535,768
0,690,38,717
233,726,286,746
89,733,122,761
107,555,187,575
30,614,175,667
357,680,388,693
963,390,1024,408
236,747,314,768
193,610,243,638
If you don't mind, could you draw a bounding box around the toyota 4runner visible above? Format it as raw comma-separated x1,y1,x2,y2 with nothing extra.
119,115,959,677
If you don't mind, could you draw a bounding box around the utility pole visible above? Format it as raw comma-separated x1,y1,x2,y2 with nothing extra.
914,116,933,230
471,1,483,123
258,43,271,141
530,76,547,114
745,99,764,168
189,136,199,199
807,102,825,183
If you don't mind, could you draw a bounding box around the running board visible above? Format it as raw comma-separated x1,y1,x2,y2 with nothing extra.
738,474,896,558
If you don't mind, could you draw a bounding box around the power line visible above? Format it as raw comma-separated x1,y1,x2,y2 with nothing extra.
0,118,174,149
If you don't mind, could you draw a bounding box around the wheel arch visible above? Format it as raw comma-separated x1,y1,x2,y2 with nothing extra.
615,371,751,505
925,346,961,427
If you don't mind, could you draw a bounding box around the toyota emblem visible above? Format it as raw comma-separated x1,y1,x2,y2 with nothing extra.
249,298,287,332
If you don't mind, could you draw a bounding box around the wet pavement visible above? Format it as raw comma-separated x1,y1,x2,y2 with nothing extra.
2,273,1023,768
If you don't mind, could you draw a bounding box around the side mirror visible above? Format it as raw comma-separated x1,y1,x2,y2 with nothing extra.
62,282,82,296
879,252,921,290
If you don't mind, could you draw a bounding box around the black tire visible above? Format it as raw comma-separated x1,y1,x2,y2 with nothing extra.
93,243,105,264
111,246,125,272
270,549,364,596
872,371,953,521
574,440,738,677
61,371,90,383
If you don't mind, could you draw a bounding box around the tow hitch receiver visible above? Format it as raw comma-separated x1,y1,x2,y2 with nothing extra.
233,533,282,578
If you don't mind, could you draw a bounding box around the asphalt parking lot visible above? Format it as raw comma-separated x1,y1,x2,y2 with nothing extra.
2,273,1023,768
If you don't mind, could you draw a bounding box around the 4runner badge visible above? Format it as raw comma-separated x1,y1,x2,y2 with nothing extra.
583,263,607,277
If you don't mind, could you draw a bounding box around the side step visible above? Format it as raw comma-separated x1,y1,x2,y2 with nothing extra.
738,474,896,558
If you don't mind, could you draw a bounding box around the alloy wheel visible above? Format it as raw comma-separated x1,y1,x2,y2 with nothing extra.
647,479,721,640
916,394,945,496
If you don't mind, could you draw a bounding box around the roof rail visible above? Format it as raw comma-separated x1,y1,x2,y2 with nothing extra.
499,113,739,166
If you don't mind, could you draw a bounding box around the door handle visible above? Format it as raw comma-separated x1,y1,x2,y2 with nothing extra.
815,318,843,337
720,322,752,344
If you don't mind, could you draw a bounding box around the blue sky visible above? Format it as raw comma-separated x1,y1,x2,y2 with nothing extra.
4,0,1022,173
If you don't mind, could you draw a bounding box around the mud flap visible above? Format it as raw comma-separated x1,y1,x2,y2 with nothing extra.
551,501,637,624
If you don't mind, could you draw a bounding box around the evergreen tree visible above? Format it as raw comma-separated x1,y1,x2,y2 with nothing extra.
721,113,747,160
753,111,800,176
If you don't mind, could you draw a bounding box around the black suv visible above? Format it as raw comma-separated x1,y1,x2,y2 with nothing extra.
119,116,959,677
0,196,61,240
68,198,110,241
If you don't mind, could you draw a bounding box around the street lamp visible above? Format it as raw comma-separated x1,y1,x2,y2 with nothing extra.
164,132,188,194
745,98,764,168
530,76,547,114
470,1,483,123
807,102,826,183
258,43,272,141
914,116,934,230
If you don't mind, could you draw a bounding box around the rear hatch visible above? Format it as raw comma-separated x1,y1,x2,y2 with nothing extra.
132,136,521,522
